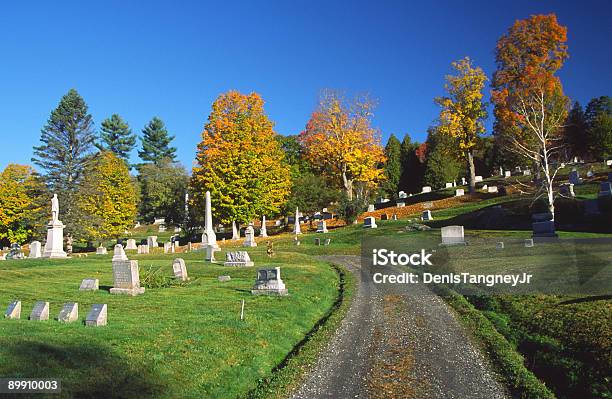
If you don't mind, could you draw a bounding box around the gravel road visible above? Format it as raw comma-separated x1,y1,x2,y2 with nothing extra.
291,255,509,399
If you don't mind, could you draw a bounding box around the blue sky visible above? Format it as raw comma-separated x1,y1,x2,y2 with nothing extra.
0,0,610,172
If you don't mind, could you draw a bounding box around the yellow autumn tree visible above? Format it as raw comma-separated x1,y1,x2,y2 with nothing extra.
435,57,488,193
299,90,386,200
0,164,47,245
77,151,137,241
191,91,291,224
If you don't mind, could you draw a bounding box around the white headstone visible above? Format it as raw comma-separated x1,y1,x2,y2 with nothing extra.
125,239,137,250
475,176,483,182
85,304,107,326
163,242,172,254
461,177,466,185
367,204,375,212
316,220,328,233
441,225,465,245
202,191,219,249
42,194,67,258
524,238,534,248
455,188,465,197
30,301,49,321
396,202,405,207
363,216,377,229
110,260,145,296
96,246,108,255
445,182,453,188
29,241,42,258
260,216,268,237
398,191,408,199
147,236,158,248
79,278,99,291
243,225,257,247
112,244,128,261
58,302,78,323
421,210,433,221
421,186,432,193
4,300,21,319
172,258,188,281
487,186,498,193
251,267,288,296
496,242,504,250
224,251,254,267
232,221,240,240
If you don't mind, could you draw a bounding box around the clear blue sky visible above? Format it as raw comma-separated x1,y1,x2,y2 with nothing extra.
0,0,610,172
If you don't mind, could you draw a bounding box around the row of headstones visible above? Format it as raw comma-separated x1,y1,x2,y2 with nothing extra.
4,301,106,326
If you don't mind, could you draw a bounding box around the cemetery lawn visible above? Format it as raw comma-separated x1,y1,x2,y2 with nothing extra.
0,249,347,399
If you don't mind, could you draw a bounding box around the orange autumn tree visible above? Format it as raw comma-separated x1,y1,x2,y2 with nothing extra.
191,91,291,224
299,91,386,200
435,57,488,194
491,14,570,219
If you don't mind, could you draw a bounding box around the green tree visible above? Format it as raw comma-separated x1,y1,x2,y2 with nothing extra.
423,129,461,188
585,96,612,159
99,114,136,163
383,134,401,198
138,117,177,165
0,165,48,245
138,160,189,225
76,152,138,242
399,134,424,193
283,172,340,216
32,89,96,238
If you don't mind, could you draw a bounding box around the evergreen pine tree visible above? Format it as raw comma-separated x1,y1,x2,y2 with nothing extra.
32,89,96,192
99,114,136,163
399,134,424,192
138,117,177,164
564,102,588,158
383,134,401,198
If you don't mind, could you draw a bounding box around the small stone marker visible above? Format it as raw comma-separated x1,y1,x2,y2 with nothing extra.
29,241,42,258
205,245,219,262
524,238,534,248
57,302,78,323
224,251,254,267
496,242,504,250
455,188,465,197
5,300,21,319
85,304,107,327
147,236,158,248
445,182,453,188
396,202,405,207
367,204,375,212
531,212,557,238
504,171,511,178
125,239,137,250
218,275,231,282
363,216,377,229
163,242,172,253
110,260,145,296
79,278,99,291
251,267,288,296
421,210,433,221
324,238,331,245
461,177,466,185
487,186,498,193
523,170,531,176
398,191,408,199
317,220,328,233
421,186,432,193
440,225,465,246
381,213,389,220
96,246,107,255
392,214,398,221
243,225,257,247
172,258,188,281
30,301,49,321
112,244,128,262
314,238,321,246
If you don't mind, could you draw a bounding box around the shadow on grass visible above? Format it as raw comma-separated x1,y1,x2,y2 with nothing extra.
99,285,112,292
557,294,612,305
3,340,166,398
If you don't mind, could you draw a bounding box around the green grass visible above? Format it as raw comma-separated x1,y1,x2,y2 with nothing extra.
0,248,343,398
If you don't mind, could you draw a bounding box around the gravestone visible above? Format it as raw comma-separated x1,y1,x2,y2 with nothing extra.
147,236,158,248
79,278,99,291
607,160,612,166
218,275,231,282
7,243,24,259
455,188,464,197
314,238,321,246
363,216,377,229
569,170,581,185
110,260,145,296
504,171,511,178
523,169,531,176
367,204,375,212
445,182,453,188
488,186,498,193
381,213,389,221
496,242,504,250
461,177,466,185
524,239,534,248
587,170,594,178
96,246,107,255
57,302,78,323
440,225,465,246
243,225,257,247
232,221,240,240
421,186,432,193
392,214,398,221
158,224,166,233
421,210,433,221
29,241,42,258
482,184,488,191
251,267,288,296
201,191,219,249
396,202,405,207
598,182,612,199
260,216,268,237
42,194,67,258
5,300,21,319
125,239,137,250
475,176,483,182
398,191,408,199
317,220,328,233
172,258,188,281
86,304,107,326
560,183,575,198
163,242,172,253
112,244,128,262
531,213,557,238
324,238,331,246
224,251,254,267
293,207,302,235
205,245,219,262
30,301,49,321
